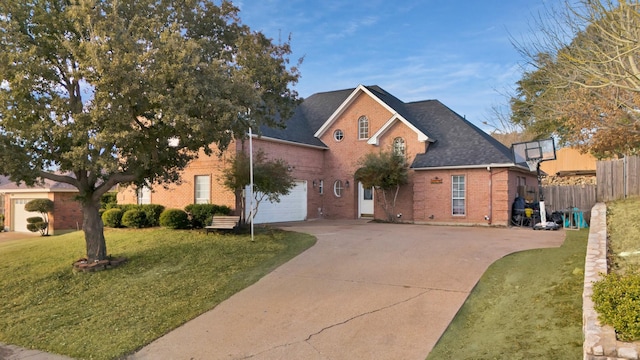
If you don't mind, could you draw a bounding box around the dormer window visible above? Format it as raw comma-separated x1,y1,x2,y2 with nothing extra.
358,116,369,140
393,137,406,156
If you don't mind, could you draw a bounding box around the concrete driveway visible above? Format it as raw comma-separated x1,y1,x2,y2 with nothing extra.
130,220,564,360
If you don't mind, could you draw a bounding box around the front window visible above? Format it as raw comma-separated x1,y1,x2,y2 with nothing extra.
393,137,405,156
452,175,466,215
195,175,210,204
319,179,324,195
358,116,369,140
137,186,151,205
333,180,344,197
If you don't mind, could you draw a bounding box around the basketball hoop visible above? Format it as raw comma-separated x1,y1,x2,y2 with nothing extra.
511,138,560,231
525,159,539,172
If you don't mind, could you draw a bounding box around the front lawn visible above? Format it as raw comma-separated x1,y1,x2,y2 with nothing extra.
0,228,316,360
427,229,587,359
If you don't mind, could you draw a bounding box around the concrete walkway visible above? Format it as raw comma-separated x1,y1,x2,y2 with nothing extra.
128,220,564,360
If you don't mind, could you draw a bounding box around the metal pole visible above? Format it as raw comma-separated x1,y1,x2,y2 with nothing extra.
249,126,254,242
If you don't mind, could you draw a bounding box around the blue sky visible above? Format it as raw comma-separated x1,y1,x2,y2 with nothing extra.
236,0,559,130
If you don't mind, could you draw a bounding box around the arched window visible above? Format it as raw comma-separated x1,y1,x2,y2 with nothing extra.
393,137,406,156
333,180,344,197
358,116,369,140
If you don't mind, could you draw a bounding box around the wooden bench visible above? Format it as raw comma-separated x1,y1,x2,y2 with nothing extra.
205,215,240,234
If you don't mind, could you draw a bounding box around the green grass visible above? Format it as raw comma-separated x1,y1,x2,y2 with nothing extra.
427,229,587,360
607,198,640,274
0,228,316,360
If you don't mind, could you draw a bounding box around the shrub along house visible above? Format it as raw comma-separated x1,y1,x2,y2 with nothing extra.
119,85,537,226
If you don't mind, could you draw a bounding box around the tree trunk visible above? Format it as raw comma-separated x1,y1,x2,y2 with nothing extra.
82,201,107,262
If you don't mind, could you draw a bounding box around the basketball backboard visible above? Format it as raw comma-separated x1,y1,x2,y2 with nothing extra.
511,138,556,167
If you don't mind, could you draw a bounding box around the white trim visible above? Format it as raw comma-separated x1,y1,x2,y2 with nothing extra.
367,114,430,146
314,85,396,138
249,133,329,150
0,188,78,194
412,163,515,171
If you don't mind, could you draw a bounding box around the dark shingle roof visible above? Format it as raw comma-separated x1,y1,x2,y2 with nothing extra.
0,177,78,191
258,89,353,147
258,85,514,168
407,100,514,168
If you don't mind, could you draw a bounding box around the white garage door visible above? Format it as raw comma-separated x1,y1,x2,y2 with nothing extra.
247,181,307,224
12,199,35,232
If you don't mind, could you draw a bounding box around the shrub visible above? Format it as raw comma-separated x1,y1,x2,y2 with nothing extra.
109,204,164,227
101,192,118,209
159,209,190,229
26,216,47,235
102,208,123,228
0,214,4,231
592,272,640,341
24,199,53,235
138,204,165,227
185,204,232,228
121,209,147,229
24,199,54,214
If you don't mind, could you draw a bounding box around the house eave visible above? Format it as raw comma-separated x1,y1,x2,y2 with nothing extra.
251,134,329,150
367,114,430,146
412,163,515,171
0,188,78,194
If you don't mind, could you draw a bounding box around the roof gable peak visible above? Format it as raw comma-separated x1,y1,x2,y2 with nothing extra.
313,85,401,138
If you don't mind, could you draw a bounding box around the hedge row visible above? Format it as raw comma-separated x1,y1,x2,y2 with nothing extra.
101,203,233,229
101,204,165,228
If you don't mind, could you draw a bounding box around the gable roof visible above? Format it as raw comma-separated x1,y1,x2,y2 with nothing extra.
406,100,515,168
259,85,515,169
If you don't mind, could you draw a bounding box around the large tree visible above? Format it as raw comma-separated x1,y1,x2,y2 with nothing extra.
0,0,300,262
512,0,640,157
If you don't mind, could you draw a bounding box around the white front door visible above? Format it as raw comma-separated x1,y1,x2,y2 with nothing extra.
358,182,374,218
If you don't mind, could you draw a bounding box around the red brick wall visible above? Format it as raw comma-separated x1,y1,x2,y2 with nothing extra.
318,91,408,219
413,168,520,226
50,192,83,233
2,194,10,231
117,143,236,211
244,138,326,220
374,119,425,221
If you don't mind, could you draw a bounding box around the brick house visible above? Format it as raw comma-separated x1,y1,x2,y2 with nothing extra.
0,177,83,234
123,85,537,226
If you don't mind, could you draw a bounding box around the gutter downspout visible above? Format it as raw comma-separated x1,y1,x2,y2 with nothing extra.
487,166,492,225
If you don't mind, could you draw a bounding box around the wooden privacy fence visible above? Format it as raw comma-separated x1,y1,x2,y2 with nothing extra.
597,155,640,202
543,185,597,213
517,184,596,224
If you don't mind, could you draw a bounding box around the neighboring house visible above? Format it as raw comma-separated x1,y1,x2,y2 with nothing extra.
0,178,82,234
540,147,597,185
124,85,537,226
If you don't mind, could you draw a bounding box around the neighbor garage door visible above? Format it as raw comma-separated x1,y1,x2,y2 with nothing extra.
248,181,307,224
12,199,35,232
